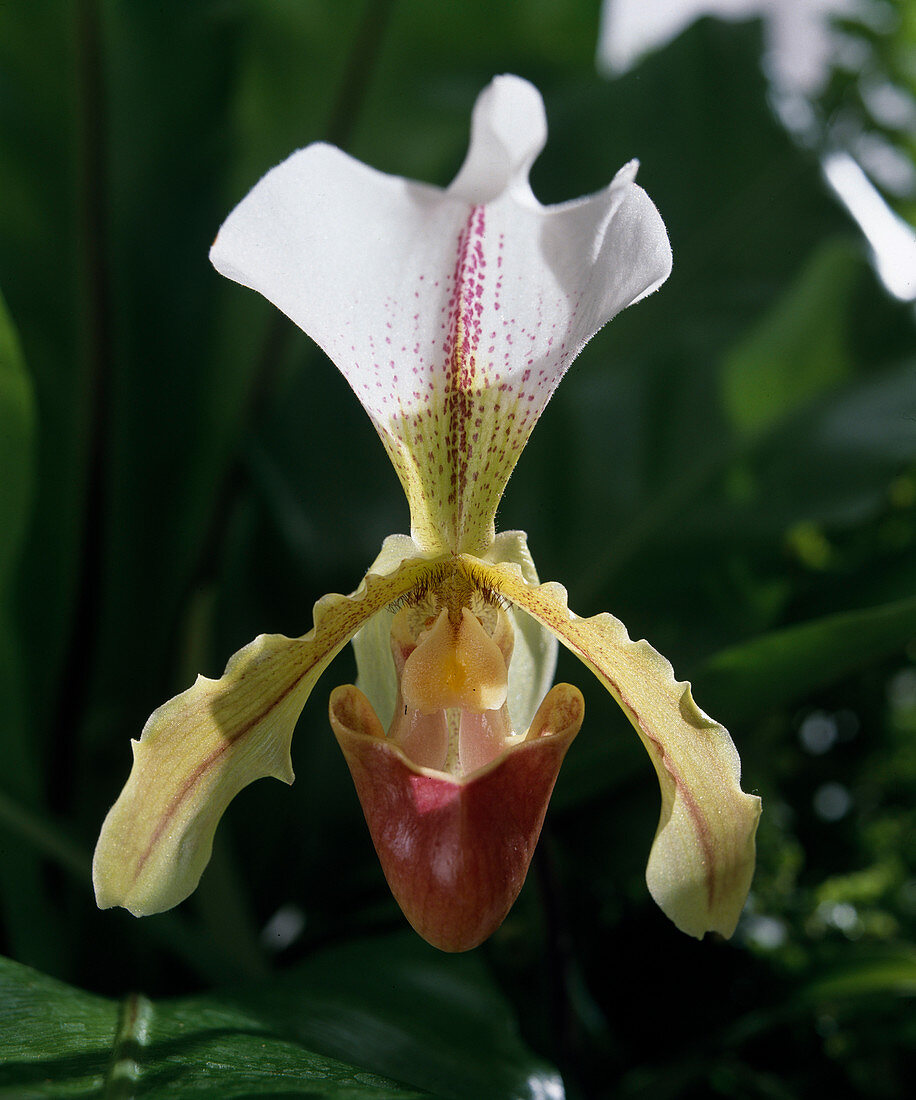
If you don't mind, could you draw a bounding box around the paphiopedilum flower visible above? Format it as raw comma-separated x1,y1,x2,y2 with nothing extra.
93,75,760,952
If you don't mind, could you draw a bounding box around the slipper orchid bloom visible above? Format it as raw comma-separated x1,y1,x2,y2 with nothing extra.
93,75,760,952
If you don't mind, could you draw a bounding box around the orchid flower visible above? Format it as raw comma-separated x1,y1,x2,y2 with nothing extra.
93,75,761,952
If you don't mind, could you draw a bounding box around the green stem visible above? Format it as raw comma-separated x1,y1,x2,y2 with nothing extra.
103,992,153,1100
170,0,400,660
160,0,401,966
325,0,398,149
193,836,271,981
50,0,112,814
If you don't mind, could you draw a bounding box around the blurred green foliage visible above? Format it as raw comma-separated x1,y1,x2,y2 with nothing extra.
0,1,914,1097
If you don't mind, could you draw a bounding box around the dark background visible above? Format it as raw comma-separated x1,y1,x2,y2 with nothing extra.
1,2,914,1096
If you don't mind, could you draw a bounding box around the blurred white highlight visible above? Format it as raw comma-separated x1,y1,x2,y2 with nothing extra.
597,0,916,303
823,152,916,302
596,0,857,96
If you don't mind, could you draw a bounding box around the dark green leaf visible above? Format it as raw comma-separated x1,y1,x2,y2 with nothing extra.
214,933,563,1100
0,288,34,591
799,946,916,1002
0,953,425,1099
0,289,62,972
0,934,561,1099
701,592,916,722
719,239,858,440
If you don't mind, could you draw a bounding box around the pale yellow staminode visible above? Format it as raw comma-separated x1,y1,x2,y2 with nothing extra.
401,608,509,715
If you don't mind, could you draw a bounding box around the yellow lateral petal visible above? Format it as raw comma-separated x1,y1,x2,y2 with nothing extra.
93,545,434,916
466,558,761,938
